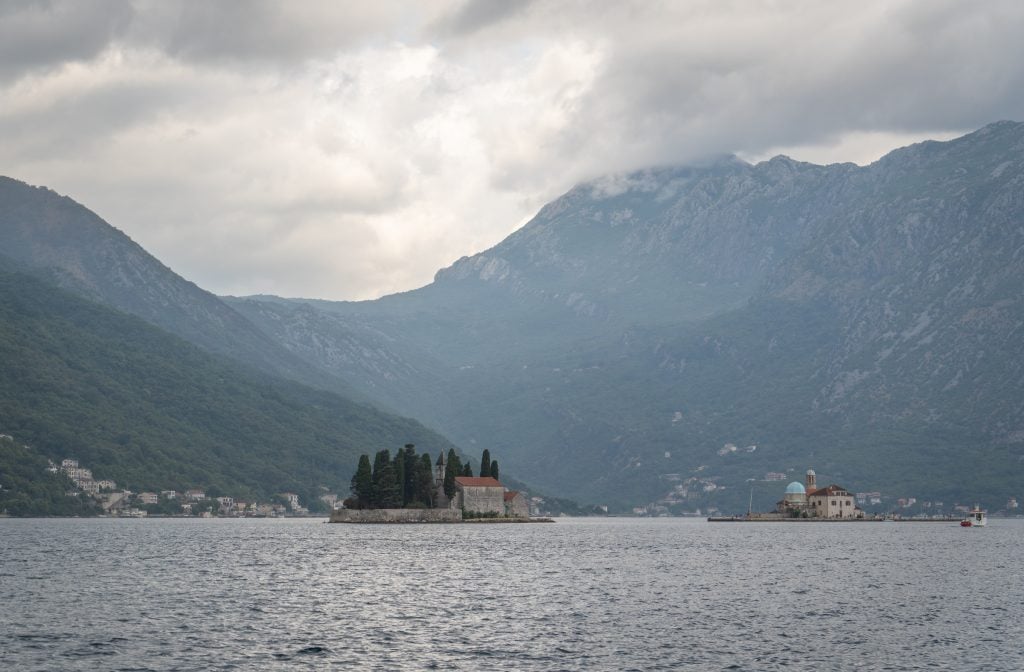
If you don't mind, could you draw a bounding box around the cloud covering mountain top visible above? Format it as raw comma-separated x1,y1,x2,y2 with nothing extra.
2,0,1023,299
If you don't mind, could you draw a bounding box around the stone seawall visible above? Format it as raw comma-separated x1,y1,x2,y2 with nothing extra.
329,508,463,524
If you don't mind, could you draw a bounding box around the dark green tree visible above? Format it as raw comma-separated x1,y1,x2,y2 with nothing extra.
371,449,400,508
417,453,435,507
443,448,461,500
403,444,418,505
479,449,491,478
351,454,373,509
461,463,473,477
490,460,499,482
393,450,406,506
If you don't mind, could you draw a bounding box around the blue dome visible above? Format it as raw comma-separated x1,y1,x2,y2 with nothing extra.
785,481,806,494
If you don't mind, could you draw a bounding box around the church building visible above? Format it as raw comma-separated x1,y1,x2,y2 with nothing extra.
433,452,528,517
454,476,505,515
776,469,861,519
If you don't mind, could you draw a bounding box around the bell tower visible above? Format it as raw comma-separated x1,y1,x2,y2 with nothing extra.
806,469,817,493
435,451,446,485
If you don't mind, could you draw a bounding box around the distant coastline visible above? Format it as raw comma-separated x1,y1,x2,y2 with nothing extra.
707,516,960,523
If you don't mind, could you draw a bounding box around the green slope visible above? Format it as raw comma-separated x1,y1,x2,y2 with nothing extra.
0,270,458,511
0,176,362,402
0,437,100,516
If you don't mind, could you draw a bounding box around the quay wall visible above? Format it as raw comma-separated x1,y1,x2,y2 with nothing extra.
329,508,462,524
707,516,958,523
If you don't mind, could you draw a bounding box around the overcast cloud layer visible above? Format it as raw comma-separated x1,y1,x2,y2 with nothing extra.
3,0,1024,300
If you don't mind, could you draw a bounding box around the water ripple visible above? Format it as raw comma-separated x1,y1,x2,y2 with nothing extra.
1,518,1022,670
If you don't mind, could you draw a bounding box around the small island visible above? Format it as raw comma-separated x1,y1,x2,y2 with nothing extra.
709,468,965,522
330,444,551,523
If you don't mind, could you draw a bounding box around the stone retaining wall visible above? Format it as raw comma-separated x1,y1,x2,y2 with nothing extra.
328,508,463,523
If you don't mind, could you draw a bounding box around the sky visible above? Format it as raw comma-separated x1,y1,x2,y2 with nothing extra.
2,1,1024,301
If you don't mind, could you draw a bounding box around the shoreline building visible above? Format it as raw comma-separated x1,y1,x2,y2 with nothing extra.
432,451,528,518
454,476,505,515
504,490,529,517
775,469,862,519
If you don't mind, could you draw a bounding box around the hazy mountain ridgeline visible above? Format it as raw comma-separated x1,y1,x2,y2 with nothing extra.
0,269,459,508
231,122,1024,509
0,177,357,399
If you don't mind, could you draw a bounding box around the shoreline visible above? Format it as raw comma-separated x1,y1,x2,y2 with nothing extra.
328,507,554,524
707,516,964,523
327,517,556,524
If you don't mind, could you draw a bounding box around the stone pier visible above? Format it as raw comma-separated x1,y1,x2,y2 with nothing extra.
328,508,463,523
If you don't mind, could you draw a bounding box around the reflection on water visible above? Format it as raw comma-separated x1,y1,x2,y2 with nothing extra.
2,517,1022,670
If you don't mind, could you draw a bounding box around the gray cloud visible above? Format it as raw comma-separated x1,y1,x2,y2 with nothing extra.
492,1,1024,182
429,0,535,38
126,0,417,64
0,0,133,79
1,1,1023,300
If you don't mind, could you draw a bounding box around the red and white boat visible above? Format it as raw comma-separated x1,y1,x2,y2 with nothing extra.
960,505,987,527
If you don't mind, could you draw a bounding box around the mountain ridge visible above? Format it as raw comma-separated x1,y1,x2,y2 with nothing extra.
230,121,1024,509
0,177,359,399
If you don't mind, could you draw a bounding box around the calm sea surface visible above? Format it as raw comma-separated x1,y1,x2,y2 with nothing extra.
1,517,1022,671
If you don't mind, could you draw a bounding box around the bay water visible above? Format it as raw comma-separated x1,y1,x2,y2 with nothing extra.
1,517,1021,671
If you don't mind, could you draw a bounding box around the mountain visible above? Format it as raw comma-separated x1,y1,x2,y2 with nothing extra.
0,267,459,511
0,177,355,398
230,122,1024,510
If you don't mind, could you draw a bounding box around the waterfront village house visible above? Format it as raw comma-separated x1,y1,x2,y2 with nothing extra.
185,489,206,501
138,492,158,505
776,469,862,519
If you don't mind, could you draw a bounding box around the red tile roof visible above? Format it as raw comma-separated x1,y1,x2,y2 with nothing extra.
454,476,502,488
808,484,850,497
503,490,519,501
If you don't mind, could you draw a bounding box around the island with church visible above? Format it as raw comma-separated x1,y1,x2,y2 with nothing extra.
710,468,963,522
329,444,552,523
710,469,867,522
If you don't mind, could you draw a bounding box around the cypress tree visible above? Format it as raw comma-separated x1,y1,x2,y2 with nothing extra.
417,453,435,507
371,449,400,508
351,454,373,509
443,448,460,500
490,460,499,483
403,444,418,505
370,450,387,508
461,463,473,477
393,451,405,507
480,449,491,478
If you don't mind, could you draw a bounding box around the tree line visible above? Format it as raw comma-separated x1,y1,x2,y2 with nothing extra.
347,445,500,510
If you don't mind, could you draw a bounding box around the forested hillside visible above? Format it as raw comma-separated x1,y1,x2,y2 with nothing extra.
0,177,356,399
0,270,457,511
